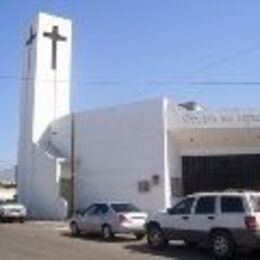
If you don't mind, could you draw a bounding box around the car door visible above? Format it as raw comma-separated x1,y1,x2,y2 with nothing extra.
189,196,217,242
89,204,110,233
74,208,88,231
162,197,195,240
218,195,246,230
82,204,99,233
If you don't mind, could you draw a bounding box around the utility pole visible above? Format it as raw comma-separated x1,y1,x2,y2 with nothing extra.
70,112,75,217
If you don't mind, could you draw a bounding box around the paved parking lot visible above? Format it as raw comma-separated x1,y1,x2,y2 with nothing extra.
0,221,260,260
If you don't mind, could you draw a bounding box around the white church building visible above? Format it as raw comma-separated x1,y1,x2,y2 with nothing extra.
17,13,260,219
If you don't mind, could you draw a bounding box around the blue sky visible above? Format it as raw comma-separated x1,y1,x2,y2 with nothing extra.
1,0,260,167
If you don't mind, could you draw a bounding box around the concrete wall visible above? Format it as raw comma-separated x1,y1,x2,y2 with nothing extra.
74,99,166,212
29,146,67,219
33,13,72,142
165,100,183,203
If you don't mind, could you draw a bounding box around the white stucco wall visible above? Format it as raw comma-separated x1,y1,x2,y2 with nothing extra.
33,12,72,143
74,99,167,212
29,146,67,219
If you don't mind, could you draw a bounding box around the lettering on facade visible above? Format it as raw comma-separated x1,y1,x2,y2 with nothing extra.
182,113,260,125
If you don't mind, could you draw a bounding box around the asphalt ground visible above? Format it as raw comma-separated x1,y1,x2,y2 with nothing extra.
0,221,260,260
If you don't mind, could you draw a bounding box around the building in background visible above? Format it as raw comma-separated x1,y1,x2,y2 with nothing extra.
0,167,16,200
17,13,260,220
0,167,16,183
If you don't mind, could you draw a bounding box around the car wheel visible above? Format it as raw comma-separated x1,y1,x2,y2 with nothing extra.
147,225,168,249
70,222,80,237
135,233,145,240
210,231,235,259
102,225,114,241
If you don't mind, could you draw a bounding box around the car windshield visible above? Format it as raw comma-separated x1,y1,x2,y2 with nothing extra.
111,203,141,213
250,195,260,212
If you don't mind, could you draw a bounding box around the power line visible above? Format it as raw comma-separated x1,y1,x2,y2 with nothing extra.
188,81,260,86
191,43,260,75
147,80,260,86
0,75,122,85
1,74,260,86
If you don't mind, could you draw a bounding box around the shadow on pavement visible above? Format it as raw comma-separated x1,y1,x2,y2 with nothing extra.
61,231,260,260
61,231,137,243
124,243,211,260
124,243,260,260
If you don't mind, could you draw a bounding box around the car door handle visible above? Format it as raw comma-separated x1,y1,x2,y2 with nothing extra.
207,216,215,220
182,216,189,220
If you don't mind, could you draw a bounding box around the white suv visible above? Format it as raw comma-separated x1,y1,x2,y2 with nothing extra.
146,191,260,259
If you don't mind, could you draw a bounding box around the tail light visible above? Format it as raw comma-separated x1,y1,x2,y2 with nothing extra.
117,214,130,224
245,216,257,231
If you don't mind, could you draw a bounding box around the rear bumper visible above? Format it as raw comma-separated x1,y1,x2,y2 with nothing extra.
115,223,146,234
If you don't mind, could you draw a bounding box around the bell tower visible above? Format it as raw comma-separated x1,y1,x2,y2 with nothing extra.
17,13,72,216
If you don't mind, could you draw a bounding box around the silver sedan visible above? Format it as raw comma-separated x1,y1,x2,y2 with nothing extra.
69,202,147,240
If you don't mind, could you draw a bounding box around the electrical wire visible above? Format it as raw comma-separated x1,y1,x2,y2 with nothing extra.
1,74,260,86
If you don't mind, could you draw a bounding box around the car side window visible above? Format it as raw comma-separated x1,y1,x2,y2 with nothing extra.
195,196,216,214
221,196,244,213
85,204,98,215
169,197,195,215
96,204,109,215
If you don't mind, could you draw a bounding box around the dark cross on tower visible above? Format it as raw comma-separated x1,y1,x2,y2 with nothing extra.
25,26,37,70
43,25,67,70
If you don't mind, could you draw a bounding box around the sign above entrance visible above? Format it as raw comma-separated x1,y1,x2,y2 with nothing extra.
181,111,260,126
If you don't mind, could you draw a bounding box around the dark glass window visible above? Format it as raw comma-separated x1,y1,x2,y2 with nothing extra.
221,196,244,213
111,203,140,213
85,204,99,215
96,204,110,214
169,197,195,215
195,196,215,214
183,155,260,195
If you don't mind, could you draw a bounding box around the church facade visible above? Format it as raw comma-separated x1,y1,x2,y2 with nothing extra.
17,13,260,219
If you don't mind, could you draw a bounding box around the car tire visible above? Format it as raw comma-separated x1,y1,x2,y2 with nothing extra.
101,224,114,241
70,222,80,237
147,224,168,249
210,231,235,259
135,233,145,240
